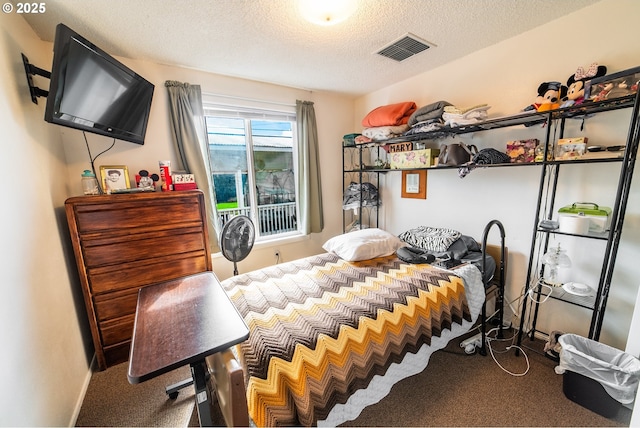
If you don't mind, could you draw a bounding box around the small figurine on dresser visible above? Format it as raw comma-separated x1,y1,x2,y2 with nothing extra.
172,173,198,191
136,169,159,190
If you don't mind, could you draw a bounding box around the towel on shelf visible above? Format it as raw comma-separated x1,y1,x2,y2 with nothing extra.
442,104,491,127
443,104,489,115
362,101,417,127
354,135,373,145
405,119,445,135
362,124,409,141
407,100,452,127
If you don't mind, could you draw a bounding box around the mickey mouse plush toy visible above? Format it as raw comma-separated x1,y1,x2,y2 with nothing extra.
560,63,607,107
523,81,568,112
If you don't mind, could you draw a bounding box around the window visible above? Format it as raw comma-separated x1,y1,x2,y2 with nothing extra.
204,102,299,240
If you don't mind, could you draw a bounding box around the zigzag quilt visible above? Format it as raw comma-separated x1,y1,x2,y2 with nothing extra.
221,253,473,426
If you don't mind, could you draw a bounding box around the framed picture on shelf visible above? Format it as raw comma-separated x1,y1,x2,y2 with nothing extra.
401,170,427,199
100,165,131,192
585,66,640,102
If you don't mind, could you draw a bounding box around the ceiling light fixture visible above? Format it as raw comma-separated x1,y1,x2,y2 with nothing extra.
298,0,357,26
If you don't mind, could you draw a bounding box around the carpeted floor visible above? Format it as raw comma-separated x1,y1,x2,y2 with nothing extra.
75,363,197,427
75,330,633,427
346,331,632,426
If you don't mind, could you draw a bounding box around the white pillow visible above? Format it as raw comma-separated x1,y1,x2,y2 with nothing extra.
322,228,405,262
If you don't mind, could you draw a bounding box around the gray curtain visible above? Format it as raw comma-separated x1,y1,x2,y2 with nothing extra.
165,80,221,252
296,100,324,234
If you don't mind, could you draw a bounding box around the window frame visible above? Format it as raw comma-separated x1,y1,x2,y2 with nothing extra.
203,99,301,242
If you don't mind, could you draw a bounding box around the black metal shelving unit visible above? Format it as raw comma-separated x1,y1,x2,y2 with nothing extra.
516,92,640,347
342,94,639,347
342,143,381,232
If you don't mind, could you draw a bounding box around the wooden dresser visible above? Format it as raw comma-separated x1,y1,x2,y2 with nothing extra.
65,190,212,370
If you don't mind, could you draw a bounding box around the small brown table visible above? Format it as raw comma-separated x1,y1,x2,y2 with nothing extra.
127,272,249,427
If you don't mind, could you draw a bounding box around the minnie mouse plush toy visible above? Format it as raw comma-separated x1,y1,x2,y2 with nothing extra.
560,63,607,107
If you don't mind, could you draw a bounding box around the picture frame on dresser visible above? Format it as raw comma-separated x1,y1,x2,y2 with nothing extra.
100,165,131,192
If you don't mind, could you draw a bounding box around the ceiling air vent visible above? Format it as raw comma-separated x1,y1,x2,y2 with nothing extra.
376,33,432,62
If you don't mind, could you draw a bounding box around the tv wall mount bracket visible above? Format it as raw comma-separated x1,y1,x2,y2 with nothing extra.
22,53,50,104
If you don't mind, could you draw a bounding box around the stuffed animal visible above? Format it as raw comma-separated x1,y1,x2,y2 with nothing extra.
523,81,568,112
560,63,607,107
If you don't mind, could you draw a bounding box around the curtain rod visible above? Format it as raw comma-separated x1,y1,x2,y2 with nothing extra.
201,92,297,108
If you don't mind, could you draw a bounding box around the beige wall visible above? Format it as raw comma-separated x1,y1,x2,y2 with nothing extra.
0,13,92,426
354,0,640,350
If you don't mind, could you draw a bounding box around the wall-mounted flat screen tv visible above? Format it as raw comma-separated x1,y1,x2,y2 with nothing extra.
44,23,154,145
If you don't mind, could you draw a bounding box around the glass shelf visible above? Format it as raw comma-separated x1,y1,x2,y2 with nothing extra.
536,228,611,241
532,280,597,310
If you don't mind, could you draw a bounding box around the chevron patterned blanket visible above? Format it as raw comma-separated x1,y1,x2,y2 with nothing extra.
221,253,474,426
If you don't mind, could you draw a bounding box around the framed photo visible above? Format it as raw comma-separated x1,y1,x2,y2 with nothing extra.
100,165,131,192
585,66,640,102
401,170,427,199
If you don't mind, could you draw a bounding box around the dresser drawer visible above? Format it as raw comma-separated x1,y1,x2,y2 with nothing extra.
103,342,131,368
88,252,209,295
73,194,204,235
100,313,135,347
83,228,206,268
94,288,139,322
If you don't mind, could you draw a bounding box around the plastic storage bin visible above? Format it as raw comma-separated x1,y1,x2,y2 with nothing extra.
558,202,612,233
556,334,640,417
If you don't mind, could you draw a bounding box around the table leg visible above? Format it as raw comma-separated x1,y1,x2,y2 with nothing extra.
165,377,194,399
191,360,213,427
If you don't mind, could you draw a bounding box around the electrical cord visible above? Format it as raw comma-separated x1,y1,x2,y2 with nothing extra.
484,326,530,377
513,280,551,345
525,275,554,304
83,132,116,194
460,287,533,376
455,264,536,375
489,264,558,372
512,284,536,339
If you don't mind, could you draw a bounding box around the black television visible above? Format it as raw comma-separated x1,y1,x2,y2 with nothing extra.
44,23,154,145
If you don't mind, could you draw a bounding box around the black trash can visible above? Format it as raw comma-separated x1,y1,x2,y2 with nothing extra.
557,334,640,418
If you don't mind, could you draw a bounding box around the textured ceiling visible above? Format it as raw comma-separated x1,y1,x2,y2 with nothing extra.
23,0,600,96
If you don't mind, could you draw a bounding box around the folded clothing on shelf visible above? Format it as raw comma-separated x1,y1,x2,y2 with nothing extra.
442,104,491,126
362,124,409,141
407,100,452,127
361,101,417,127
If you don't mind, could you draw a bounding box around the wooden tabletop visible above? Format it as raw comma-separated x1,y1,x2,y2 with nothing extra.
127,272,249,384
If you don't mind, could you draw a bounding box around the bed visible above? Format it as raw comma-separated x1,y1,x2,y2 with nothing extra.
206,223,506,427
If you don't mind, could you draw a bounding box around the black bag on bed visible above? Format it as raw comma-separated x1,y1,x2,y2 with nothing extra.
396,246,436,264
397,235,496,283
